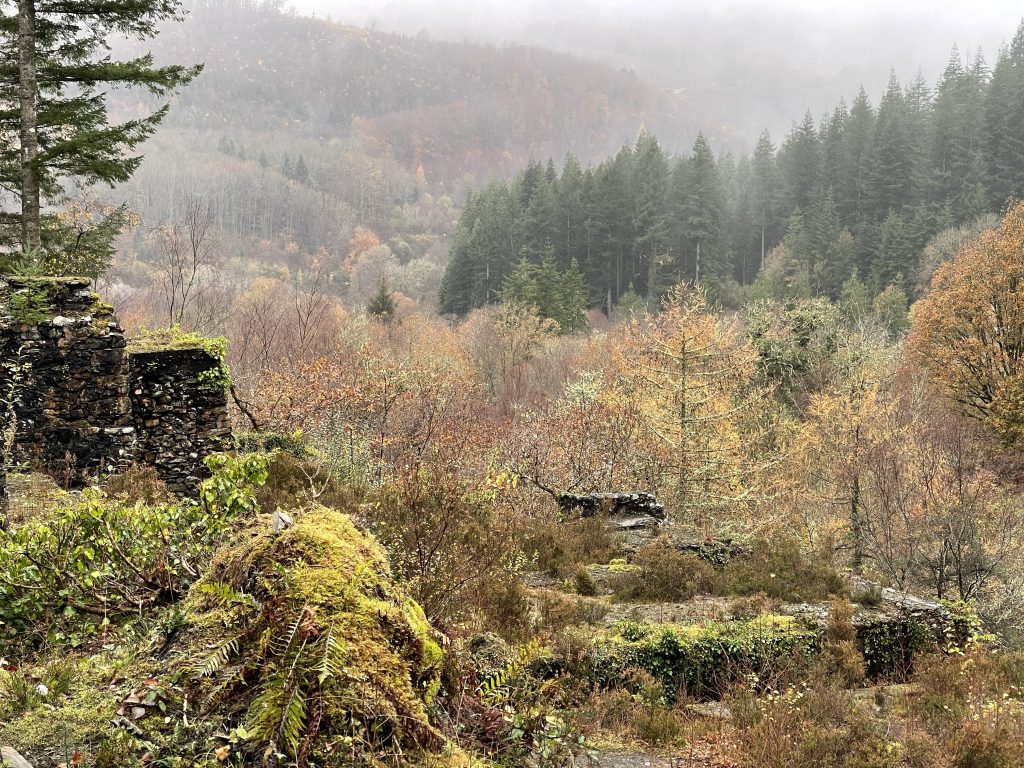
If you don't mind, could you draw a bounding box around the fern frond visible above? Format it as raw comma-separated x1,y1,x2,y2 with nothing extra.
190,635,240,678
272,611,305,658
477,639,543,705
277,679,309,756
198,580,259,609
317,626,348,685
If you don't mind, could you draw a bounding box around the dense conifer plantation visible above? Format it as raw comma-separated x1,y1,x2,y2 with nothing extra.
440,25,1024,314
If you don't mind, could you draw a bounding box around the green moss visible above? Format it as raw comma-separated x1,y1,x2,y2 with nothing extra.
1,277,113,332
581,616,819,701
0,687,116,762
182,505,445,764
0,649,151,767
129,325,231,389
4,282,56,325
607,558,636,573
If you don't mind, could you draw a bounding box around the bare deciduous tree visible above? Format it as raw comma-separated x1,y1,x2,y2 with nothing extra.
150,196,222,329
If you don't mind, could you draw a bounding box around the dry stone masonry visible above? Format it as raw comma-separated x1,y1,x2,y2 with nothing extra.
0,276,231,505
129,346,231,493
557,491,666,529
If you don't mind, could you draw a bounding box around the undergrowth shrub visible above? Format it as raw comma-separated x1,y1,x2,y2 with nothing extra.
370,468,522,628
609,538,717,603
730,681,897,768
102,463,171,505
719,538,846,602
573,617,818,702
525,517,615,578
536,589,609,634
471,573,532,641
822,598,866,687
571,565,599,596
0,452,268,647
254,450,359,513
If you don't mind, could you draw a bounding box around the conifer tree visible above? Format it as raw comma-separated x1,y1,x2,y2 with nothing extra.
0,0,201,269
779,111,821,214
631,131,671,295
367,277,396,319
555,152,585,268
840,87,876,230
985,22,1024,210
750,130,781,270
678,133,729,288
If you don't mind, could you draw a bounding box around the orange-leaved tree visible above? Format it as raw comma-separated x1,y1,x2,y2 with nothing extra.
908,202,1024,445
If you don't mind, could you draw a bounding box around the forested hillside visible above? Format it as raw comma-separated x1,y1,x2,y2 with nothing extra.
113,0,680,238
440,29,1024,315
100,0,692,328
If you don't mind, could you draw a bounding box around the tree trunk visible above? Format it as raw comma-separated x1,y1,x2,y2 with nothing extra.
850,473,863,573
760,222,766,271
18,0,41,252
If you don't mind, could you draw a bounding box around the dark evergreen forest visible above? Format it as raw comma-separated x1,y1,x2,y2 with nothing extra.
439,28,1024,315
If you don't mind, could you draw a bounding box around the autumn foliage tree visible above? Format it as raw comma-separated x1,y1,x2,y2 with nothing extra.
613,284,780,532
908,202,1024,445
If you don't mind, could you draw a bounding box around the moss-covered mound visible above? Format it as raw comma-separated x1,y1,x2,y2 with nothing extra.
0,506,447,768
181,505,445,764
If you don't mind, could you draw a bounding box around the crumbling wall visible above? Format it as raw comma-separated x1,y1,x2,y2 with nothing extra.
557,492,666,526
129,347,232,495
0,276,135,486
0,276,231,499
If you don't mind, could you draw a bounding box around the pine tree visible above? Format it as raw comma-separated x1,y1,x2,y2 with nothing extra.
840,87,876,231
0,0,200,267
929,46,989,222
871,212,915,292
631,131,671,296
865,72,915,219
750,130,781,273
555,153,585,269
807,185,854,297
985,22,1024,210
500,247,587,333
779,111,821,215
294,154,310,183
367,278,396,319
588,145,634,306
678,133,729,288
438,192,482,315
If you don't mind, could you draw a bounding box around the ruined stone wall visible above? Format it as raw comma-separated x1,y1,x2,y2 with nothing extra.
0,276,231,501
0,277,135,487
129,348,232,495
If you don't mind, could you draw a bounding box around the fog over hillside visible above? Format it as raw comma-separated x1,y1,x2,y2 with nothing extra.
290,0,1023,149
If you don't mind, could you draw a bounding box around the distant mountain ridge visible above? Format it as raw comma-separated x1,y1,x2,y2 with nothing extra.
122,0,694,185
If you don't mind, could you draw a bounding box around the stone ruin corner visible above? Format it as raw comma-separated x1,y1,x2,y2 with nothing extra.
0,276,231,507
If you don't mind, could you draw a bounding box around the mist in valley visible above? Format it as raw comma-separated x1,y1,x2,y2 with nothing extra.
290,0,1023,148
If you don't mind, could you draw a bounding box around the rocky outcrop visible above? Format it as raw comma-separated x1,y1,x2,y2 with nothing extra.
0,277,230,498
674,537,751,566
558,492,667,552
782,576,973,678
558,492,666,529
